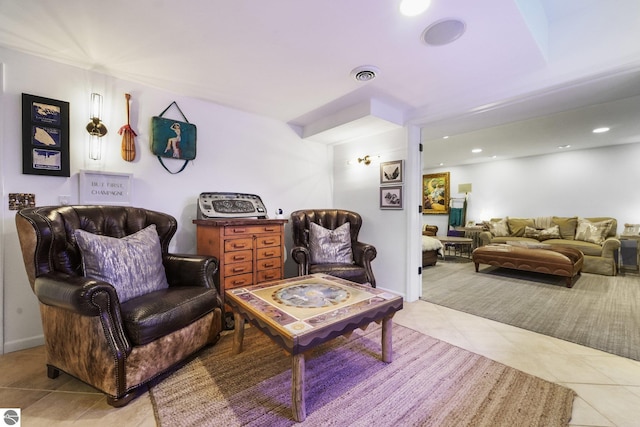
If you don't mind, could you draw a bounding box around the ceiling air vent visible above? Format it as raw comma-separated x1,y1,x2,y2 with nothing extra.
351,65,380,82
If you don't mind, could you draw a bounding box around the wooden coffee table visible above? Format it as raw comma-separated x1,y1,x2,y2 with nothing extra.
225,273,403,422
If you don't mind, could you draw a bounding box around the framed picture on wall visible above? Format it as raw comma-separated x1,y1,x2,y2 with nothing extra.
79,170,133,205
380,186,403,209
422,172,450,214
380,160,403,184
21,93,70,177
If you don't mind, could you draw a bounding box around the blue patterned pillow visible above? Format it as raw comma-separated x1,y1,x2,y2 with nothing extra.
74,225,169,302
309,222,353,264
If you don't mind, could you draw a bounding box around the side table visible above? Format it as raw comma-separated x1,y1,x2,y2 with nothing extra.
618,234,640,273
453,226,484,249
436,236,474,259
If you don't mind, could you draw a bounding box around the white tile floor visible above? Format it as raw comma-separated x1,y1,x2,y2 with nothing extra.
394,300,640,427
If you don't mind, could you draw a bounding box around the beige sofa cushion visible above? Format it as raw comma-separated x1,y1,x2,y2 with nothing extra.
508,218,535,236
575,218,614,245
585,217,618,238
552,216,578,240
534,216,554,229
485,218,509,237
524,225,561,241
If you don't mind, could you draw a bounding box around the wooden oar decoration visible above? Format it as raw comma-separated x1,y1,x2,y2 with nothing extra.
119,93,137,161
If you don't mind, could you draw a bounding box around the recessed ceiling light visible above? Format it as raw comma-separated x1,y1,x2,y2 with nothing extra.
442,135,449,139
399,0,431,16
592,127,610,134
471,148,482,153
558,144,571,149
350,65,380,82
438,162,444,166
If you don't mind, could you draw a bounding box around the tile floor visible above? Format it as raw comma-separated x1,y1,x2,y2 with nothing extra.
2,301,640,426
396,300,640,427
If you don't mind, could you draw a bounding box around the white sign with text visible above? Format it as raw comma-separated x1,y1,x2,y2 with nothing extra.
79,170,133,205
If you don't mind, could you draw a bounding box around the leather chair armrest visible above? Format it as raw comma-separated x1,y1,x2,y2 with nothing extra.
291,246,310,276
353,242,377,288
34,272,132,355
601,237,621,258
34,272,121,316
352,241,377,265
164,253,219,290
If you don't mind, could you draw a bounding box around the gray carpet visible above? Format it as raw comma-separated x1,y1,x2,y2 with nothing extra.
422,259,640,361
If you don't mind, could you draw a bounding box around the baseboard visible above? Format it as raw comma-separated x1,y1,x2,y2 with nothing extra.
4,334,44,354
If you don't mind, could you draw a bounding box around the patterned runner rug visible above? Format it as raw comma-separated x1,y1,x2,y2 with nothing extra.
150,324,575,426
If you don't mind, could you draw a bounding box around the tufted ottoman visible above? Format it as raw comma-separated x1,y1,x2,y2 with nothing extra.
472,244,584,288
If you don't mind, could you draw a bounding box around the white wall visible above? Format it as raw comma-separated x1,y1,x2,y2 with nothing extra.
333,128,414,297
0,48,333,353
423,143,640,234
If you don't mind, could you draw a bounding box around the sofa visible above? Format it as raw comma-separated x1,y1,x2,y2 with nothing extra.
478,216,620,276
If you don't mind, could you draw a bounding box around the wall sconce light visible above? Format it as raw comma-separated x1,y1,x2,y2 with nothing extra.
358,155,373,165
86,93,107,160
347,154,381,165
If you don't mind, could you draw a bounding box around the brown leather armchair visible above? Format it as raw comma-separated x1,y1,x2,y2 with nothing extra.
15,205,223,407
290,209,377,287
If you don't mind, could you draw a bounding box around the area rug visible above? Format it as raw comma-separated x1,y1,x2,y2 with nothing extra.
422,260,640,361
150,324,575,426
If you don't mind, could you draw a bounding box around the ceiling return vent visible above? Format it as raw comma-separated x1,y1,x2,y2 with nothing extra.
351,65,381,82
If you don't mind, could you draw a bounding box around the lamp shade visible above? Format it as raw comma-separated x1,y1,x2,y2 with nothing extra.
458,183,472,193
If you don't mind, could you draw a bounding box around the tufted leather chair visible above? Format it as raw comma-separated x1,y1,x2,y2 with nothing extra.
15,205,223,407
290,209,377,287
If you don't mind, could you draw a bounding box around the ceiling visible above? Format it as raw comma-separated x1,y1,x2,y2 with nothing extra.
1,0,640,164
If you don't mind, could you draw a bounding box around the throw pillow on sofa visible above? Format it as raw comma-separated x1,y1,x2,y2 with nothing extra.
539,225,562,240
508,217,535,236
575,218,613,245
524,225,561,241
485,218,509,237
552,216,578,240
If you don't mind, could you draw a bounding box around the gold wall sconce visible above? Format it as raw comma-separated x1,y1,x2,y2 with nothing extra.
86,93,107,160
347,154,380,165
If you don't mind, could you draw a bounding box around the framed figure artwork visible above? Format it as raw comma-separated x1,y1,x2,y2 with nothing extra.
22,93,70,177
380,186,403,210
422,172,450,214
380,160,403,185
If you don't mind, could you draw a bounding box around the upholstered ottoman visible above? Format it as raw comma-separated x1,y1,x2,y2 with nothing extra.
472,244,584,288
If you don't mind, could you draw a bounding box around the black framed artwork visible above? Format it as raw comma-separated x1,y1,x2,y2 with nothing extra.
22,93,70,177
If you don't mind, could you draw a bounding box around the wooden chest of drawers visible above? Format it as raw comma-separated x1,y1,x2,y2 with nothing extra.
193,218,288,310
